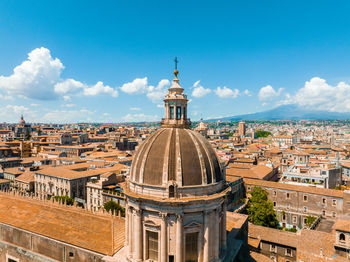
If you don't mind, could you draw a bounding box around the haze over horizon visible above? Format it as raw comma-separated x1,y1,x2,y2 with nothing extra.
2,1,350,123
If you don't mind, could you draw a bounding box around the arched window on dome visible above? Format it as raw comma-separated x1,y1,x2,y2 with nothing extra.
176,106,181,120
169,185,175,198
170,106,174,119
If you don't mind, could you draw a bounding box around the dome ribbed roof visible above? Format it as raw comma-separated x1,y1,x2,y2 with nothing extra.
130,128,223,187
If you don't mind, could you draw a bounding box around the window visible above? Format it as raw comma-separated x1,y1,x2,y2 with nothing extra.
303,195,308,201
247,186,251,191
270,244,277,253
322,198,326,204
185,232,198,262
69,252,74,258
282,213,286,221
332,212,336,218
286,193,290,199
286,248,292,256
304,218,307,225
292,216,297,223
273,201,276,207
147,231,158,261
340,233,346,242
333,199,337,206
169,185,175,198
6,256,19,262
303,206,307,212
273,191,277,196
176,106,181,120
170,106,174,119
322,210,326,216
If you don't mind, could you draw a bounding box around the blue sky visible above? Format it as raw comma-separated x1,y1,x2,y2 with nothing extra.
1,1,350,123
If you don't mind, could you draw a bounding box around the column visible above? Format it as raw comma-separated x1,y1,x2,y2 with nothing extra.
160,213,168,262
125,206,129,248
133,208,143,261
176,214,183,262
129,207,133,256
214,209,220,259
221,203,227,252
203,211,210,262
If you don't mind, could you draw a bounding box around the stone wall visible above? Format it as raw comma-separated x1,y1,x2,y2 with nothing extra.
0,223,105,262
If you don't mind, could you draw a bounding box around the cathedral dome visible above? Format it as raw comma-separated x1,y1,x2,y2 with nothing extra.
18,115,25,125
128,62,224,198
129,127,224,193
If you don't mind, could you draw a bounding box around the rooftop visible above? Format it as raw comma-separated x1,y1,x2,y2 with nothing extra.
0,193,125,255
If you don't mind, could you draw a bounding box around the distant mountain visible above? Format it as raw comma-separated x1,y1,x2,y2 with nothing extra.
209,104,350,121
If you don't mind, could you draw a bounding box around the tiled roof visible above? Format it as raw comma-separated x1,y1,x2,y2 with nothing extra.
248,223,297,248
244,178,344,198
0,194,125,255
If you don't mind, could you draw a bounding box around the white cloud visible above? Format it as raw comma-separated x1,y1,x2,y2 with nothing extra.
41,109,95,123
191,81,211,98
130,107,141,111
244,89,252,96
63,95,71,102
83,81,118,97
0,47,63,100
121,113,159,122
281,77,350,112
0,105,37,122
61,103,76,108
120,77,148,94
30,103,40,107
258,85,283,101
215,86,239,98
0,47,120,101
103,112,110,116
146,79,170,103
119,77,170,103
54,78,86,95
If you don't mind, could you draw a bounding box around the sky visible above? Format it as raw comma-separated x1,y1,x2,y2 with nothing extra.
1,1,350,123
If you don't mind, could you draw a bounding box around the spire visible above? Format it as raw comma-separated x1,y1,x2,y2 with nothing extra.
174,57,179,77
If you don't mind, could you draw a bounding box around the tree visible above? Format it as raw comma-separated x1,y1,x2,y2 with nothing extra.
104,200,125,217
256,130,271,138
305,216,316,228
245,187,280,228
54,195,74,206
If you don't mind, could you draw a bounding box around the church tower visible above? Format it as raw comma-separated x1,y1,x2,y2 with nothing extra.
124,61,228,262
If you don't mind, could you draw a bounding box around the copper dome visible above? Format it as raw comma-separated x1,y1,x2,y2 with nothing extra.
130,128,223,187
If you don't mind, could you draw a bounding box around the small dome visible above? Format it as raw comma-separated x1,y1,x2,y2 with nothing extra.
18,115,25,125
130,128,223,188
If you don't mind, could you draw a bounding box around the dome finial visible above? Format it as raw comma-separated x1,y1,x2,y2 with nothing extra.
174,56,179,77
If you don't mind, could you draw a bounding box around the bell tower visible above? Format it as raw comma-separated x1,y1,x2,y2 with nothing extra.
161,57,191,128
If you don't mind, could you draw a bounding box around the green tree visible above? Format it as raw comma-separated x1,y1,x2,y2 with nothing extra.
104,200,125,217
245,187,280,228
256,130,271,138
54,195,74,206
305,216,316,227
